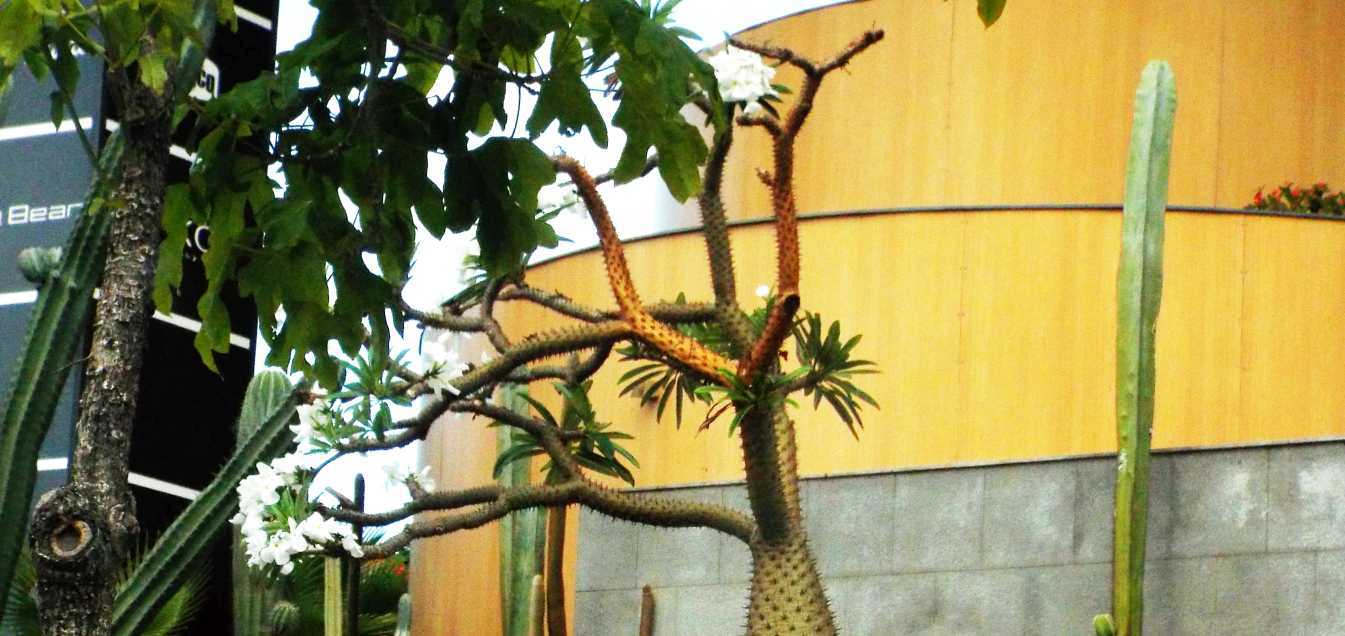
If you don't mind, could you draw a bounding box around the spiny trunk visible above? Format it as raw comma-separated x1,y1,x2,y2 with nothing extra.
739,406,833,635
29,75,171,636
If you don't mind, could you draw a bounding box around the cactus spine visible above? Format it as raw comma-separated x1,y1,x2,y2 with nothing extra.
1097,60,1176,636
110,371,298,636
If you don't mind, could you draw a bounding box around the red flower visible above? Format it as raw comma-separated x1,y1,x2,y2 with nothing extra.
1253,188,1264,206
1291,186,1303,197
393,563,407,576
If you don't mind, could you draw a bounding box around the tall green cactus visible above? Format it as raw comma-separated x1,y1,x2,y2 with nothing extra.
0,0,218,614
497,385,546,636
233,370,295,636
1096,60,1177,636
109,371,299,636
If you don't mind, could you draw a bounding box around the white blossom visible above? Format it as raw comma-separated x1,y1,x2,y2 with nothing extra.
292,403,331,447
341,534,365,558
708,47,777,110
422,334,469,395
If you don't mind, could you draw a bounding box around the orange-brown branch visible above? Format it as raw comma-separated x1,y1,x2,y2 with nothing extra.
553,156,735,384
731,29,885,380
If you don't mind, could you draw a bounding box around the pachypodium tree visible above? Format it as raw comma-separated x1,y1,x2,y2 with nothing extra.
169,2,995,634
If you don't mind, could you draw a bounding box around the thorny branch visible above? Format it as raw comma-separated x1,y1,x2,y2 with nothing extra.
333,399,756,557
728,29,885,380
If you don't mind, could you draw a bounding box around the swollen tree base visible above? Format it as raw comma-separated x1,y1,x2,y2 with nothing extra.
747,536,833,634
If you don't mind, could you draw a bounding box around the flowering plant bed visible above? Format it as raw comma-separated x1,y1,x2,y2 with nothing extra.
1248,182,1345,216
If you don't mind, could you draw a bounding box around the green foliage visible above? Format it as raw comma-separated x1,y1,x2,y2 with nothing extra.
693,363,810,436
3,539,209,636
616,296,877,438
327,349,418,442
111,373,299,636
977,0,1008,27
0,0,233,98
0,538,36,636
790,313,879,439
162,0,722,385
1110,60,1176,636
494,381,639,486
615,293,769,427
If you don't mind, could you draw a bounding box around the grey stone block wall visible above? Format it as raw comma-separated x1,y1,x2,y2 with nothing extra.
573,440,1345,635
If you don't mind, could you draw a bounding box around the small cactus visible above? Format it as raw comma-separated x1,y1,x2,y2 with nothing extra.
1095,613,1117,636
16,247,63,285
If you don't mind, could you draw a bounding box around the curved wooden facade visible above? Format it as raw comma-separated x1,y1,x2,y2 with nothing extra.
412,2,1345,633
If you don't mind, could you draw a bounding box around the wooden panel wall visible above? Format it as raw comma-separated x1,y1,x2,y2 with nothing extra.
714,0,1345,219
493,210,1345,485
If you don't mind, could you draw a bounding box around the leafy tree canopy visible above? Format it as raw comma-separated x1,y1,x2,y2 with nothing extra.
158,0,725,384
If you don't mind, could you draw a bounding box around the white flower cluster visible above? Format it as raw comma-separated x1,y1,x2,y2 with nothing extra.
231,403,364,574
708,47,777,113
421,334,470,395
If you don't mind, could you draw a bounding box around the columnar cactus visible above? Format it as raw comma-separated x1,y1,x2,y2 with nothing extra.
232,370,295,636
1096,59,1177,636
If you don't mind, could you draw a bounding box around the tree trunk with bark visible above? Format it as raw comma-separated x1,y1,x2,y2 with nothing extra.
28,74,172,636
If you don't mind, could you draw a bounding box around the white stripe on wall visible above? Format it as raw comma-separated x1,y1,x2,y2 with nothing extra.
36,457,68,472
129,471,202,501
153,311,252,349
235,5,274,31
0,117,95,143
0,290,39,306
